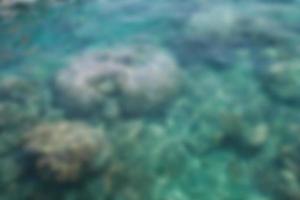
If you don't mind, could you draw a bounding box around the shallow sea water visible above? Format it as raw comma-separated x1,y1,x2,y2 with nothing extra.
1,0,300,200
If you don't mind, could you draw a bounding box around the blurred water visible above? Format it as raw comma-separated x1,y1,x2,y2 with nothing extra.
1,0,300,200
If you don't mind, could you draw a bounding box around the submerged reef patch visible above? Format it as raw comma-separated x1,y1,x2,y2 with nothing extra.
1,0,300,200
22,121,111,183
258,124,300,200
186,3,296,46
53,45,183,118
0,76,43,131
257,59,300,105
170,2,300,68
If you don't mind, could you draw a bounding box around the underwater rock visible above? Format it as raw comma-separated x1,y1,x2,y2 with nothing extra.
22,121,111,183
258,60,300,105
54,45,182,118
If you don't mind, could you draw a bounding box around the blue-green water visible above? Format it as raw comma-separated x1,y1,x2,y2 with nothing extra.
1,0,300,200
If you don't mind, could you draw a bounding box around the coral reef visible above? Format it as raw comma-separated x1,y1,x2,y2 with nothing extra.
54,45,182,118
186,4,294,45
0,76,39,103
171,2,300,67
258,59,300,105
1,0,300,200
22,121,111,182
218,113,269,155
258,125,300,200
0,76,42,131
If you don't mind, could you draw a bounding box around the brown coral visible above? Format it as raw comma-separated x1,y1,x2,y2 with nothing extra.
23,121,111,182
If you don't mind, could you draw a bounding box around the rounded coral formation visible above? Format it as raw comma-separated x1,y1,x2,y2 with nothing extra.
186,4,290,45
187,3,298,47
54,45,182,117
258,59,300,104
118,47,182,115
176,3,298,66
22,121,111,182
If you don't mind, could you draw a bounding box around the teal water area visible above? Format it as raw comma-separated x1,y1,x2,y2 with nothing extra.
1,0,300,200
0,0,192,75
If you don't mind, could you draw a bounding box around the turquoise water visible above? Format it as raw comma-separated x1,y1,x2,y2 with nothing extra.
1,0,300,200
